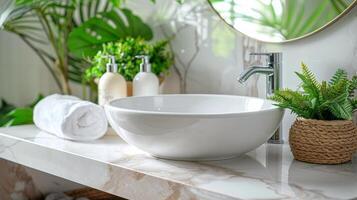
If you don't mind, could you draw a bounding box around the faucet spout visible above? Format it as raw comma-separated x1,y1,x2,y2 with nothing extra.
237,52,283,144
238,66,274,83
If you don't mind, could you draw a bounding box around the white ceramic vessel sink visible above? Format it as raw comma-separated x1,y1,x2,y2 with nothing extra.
105,94,283,161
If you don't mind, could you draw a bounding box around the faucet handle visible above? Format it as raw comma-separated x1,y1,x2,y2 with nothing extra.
250,52,282,64
250,52,273,56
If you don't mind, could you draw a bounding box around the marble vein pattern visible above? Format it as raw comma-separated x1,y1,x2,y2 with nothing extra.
0,159,42,200
1,125,357,200
0,159,89,200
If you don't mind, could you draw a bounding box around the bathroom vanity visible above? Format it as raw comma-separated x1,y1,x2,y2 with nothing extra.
0,125,356,200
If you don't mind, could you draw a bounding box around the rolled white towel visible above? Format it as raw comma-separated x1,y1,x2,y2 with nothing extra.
34,94,108,141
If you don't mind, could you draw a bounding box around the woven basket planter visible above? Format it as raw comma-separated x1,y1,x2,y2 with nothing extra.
289,118,357,164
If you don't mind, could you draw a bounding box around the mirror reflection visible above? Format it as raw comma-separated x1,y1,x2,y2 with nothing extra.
209,0,356,42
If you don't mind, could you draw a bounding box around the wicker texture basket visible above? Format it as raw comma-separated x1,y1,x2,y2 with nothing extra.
289,118,357,164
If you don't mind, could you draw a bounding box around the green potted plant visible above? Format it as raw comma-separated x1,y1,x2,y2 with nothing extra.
0,0,154,95
84,37,173,96
271,63,357,164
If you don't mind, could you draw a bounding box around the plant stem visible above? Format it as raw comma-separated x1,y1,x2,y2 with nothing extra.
62,0,75,94
20,35,63,92
37,9,71,94
55,59,71,94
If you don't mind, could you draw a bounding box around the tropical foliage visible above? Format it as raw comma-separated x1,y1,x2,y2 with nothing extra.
210,0,353,40
0,0,153,94
68,9,153,58
270,63,357,120
85,37,172,82
0,95,43,127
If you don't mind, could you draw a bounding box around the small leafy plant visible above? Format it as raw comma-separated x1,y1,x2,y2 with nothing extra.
270,63,357,120
85,37,173,82
1,0,154,94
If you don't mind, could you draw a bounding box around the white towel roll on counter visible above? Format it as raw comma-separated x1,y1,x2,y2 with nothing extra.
34,94,108,141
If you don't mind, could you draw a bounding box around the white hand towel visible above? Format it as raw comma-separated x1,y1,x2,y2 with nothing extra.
34,94,108,141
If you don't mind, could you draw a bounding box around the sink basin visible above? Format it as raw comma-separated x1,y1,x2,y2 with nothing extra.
105,94,283,161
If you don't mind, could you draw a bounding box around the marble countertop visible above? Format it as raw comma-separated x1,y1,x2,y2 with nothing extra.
0,125,357,200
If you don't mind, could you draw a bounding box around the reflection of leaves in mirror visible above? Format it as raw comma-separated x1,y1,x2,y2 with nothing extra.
211,22,235,57
211,0,352,40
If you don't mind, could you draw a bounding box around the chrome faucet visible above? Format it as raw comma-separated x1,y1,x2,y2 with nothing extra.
238,52,283,144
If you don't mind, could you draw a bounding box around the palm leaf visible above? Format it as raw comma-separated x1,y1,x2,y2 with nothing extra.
294,0,329,37
68,8,153,58
225,0,353,40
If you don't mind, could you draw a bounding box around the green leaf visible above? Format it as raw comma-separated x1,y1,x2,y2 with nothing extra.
68,8,153,58
329,0,349,14
350,97,357,110
0,99,15,115
270,89,312,119
295,0,329,36
0,99,16,127
271,63,355,120
0,115,11,127
85,37,172,82
5,107,34,126
15,0,34,6
0,95,43,127
295,63,320,99
110,0,124,7
329,100,352,120
0,0,14,28
225,0,349,40
329,68,347,86
301,62,319,87
29,94,44,108
349,75,357,93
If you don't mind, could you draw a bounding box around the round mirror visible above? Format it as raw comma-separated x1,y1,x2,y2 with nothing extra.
208,0,357,43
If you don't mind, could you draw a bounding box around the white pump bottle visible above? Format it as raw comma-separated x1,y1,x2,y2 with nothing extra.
98,55,127,106
133,55,159,96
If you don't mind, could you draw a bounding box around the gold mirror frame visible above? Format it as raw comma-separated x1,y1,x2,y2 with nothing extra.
207,0,357,43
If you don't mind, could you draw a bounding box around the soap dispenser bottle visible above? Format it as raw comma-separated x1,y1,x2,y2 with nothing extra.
133,55,159,96
98,55,127,106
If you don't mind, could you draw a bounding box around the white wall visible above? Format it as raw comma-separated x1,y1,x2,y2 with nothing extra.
0,32,85,106
0,31,58,106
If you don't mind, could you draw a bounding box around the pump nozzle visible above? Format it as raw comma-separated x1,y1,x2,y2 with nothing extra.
105,55,118,73
136,55,151,72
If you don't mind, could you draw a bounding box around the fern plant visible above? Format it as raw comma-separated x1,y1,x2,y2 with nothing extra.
270,63,357,120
